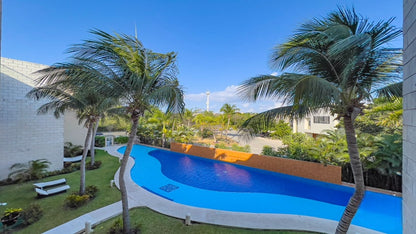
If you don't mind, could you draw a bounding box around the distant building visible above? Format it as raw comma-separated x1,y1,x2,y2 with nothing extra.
290,109,338,137
0,57,87,180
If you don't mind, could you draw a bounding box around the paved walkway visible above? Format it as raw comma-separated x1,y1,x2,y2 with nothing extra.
227,130,284,154
44,144,381,234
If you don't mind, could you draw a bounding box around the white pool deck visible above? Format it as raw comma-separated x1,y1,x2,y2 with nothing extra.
44,145,381,234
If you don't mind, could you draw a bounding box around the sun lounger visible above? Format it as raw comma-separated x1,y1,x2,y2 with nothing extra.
35,185,70,197
33,178,66,189
63,155,82,163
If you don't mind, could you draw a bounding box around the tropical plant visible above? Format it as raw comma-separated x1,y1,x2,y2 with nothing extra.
8,159,50,182
64,142,83,157
238,7,401,233
220,103,240,138
65,30,184,232
270,120,292,139
27,64,118,195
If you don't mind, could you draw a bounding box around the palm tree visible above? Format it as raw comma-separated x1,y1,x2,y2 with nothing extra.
238,8,401,233
8,159,50,182
27,64,118,195
220,103,239,139
67,30,185,232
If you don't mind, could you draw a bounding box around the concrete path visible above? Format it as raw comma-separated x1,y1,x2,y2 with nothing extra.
43,145,140,234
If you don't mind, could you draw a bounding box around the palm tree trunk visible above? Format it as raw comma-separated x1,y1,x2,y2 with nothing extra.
90,117,100,166
80,121,93,195
336,115,365,233
120,112,140,233
226,117,230,140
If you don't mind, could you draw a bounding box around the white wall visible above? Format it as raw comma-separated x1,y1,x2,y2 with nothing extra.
64,111,88,147
292,109,338,136
0,57,64,179
403,1,416,232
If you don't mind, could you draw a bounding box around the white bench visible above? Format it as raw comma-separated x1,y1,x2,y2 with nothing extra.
33,178,66,189
35,185,70,197
63,155,82,163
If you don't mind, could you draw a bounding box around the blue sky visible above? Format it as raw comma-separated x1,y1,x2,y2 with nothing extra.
2,0,402,113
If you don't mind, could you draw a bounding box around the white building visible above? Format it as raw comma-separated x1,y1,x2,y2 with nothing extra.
403,1,416,232
291,109,338,137
0,57,87,180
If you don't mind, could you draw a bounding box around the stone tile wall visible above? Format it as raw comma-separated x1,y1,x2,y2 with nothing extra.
403,1,416,232
0,57,64,179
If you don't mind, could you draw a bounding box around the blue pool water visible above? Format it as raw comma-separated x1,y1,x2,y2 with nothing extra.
119,145,402,234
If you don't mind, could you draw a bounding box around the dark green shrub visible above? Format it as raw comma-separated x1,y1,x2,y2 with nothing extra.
64,194,90,208
114,136,129,144
8,159,51,182
85,185,99,199
95,136,105,147
200,128,213,138
262,145,277,156
64,142,83,157
109,218,141,234
21,203,43,226
86,161,102,170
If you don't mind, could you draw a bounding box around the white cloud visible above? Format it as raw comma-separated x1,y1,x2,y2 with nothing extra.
185,85,283,113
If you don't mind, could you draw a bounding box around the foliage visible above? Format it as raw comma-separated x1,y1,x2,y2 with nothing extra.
85,185,99,199
114,136,129,144
3,208,23,217
215,143,251,153
65,194,90,208
98,116,130,132
370,134,402,176
95,136,106,147
200,128,213,138
64,142,83,157
8,159,51,182
86,161,102,170
21,203,43,226
109,218,141,234
270,120,292,139
261,146,280,157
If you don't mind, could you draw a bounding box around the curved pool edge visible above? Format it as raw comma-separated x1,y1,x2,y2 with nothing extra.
108,145,382,234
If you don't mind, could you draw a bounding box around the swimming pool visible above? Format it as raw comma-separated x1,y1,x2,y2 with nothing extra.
119,144,402,234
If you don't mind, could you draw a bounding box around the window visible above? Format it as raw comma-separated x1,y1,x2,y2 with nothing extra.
313,116,330,124
304,118,311,130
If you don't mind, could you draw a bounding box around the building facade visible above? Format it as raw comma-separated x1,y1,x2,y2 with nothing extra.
0,57,87,180
291,109,338,137
403,1,416,232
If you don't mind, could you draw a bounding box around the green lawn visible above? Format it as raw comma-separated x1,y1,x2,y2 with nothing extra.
0,150,121,233
93,207,316,234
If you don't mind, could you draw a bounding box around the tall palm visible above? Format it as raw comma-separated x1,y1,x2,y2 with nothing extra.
220,103,239,139
67,30,185,232
238,8,401,233
27,64,118,195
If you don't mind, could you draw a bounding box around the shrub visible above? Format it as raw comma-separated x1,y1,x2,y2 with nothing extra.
114,136,129,144
95,136,105,147
230,144,250,153
64,142,83,157
200,128,213,138
64,194,90,208
86,161,102,170
3,208,23,217
21,203,43,226
8,159,51,182
85,185,99,199
109,218,141,234
270,120,292,139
